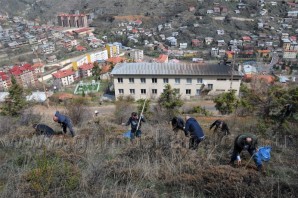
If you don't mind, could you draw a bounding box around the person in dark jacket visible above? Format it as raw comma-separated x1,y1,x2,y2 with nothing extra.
53,111,75,137
171,116,185,134
230,133,263,171
33,123,55,136
184,115,205,150
210,119,230,135
122,112,145,141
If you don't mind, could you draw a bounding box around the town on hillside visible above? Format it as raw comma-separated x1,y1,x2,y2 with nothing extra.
0,0,297,102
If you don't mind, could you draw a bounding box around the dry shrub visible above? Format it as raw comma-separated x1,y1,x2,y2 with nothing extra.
0,116,16,135
114,99,134,124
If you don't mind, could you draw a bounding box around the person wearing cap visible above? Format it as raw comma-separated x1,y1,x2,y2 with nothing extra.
53,111,75,137
122,112,145,142
171,116,185,135
183,115,205,150
229,133,263,171
210,119,230,135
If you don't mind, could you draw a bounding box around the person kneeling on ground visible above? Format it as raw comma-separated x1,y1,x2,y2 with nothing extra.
122,112,145,142
184,115,205,150
32,123,55,136
210,119,230,135
53,111,75,137
171,116,185,134
230,133,263,172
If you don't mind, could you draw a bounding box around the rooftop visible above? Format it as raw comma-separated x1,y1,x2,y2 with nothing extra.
111,63,242,77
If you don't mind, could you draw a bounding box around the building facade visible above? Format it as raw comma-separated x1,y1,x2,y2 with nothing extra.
111,63,243,100
52,69,75,86
129,49,144,61
57,14,88,28
105,44,120,58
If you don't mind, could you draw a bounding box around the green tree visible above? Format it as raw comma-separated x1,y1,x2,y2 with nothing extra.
1,76,27,116
92,62,102,80
136,99,151,117
214,90,238,115
158,84,184,117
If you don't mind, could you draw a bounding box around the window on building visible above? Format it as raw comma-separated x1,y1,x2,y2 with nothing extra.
152,78,157,83
119,89,124,94
208,84,213,90
129,78,134,83
130,89,135,94
197,78,203,83
196,89,201,95
141,89,146,94
217,78,227,81
186,89,191,95
215,89,225,92
186,78,192,84
117,78,123,83
175,78,180,84
163,78,169,83
152,89,157,94
140,78,146,83
174,88,180,94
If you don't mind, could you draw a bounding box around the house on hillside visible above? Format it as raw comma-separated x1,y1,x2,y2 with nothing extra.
79,63,94,78
111,63,243,100
52,69,75,86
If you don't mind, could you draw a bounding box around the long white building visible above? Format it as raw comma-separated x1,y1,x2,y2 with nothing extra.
111,63,243,100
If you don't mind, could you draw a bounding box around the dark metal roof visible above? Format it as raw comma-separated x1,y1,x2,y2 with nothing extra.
111,63,242,77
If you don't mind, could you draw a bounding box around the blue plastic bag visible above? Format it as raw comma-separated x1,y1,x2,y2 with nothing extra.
258,146,272,162
123,130,131,138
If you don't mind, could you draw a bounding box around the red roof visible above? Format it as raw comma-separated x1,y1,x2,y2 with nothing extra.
73,28,92,34
32,62,44,68
290,36,297,41
58,13,86,17
79,63,94,71
131,28,138,33
156,54,168,63
244,74,275,84
0,72,9,81
76,45,87,51
101,65,111,74
134,19,142,25
9,63,34,76
106,57,126,64
52,69,75,79
242,36,251,41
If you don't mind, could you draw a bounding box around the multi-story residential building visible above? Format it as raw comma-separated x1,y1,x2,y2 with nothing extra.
9,64,37,88
79,63,94,78
111,63,243,100
105,43,120,58
0,71,10,91
63,39,78,49
87,50,108,63
52,69,75,86
129,49,144,61
39,43,55,54
57,13,88,28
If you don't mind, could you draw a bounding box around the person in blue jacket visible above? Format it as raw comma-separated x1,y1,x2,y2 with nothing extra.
53,111,75,137
184,115,205,150
122,112,145,142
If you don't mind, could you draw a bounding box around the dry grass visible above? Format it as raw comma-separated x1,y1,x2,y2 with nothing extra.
0,107,297,198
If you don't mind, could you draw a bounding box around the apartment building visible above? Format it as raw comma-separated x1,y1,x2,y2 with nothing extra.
9,64,37,88
129,49,144,61
105,43,120,58
52,69,75,86
57,13,88,28
111,63,243,100
79,63,94,78
0,71,10,91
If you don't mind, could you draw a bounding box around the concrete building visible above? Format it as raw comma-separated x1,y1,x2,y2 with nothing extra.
111,63,243,100
129,49,144,61
105,43,120,58
57,13,88,28
52,69,75,86
79,63,94,78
